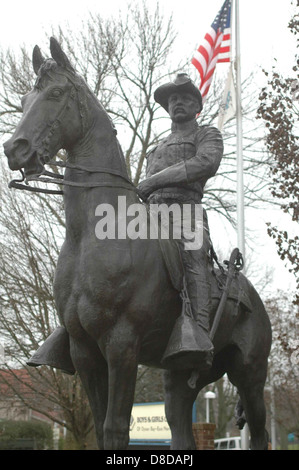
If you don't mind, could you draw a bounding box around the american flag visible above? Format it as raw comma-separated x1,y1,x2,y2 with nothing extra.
192,0,232,105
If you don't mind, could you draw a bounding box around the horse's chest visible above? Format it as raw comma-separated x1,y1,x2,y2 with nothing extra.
54,242,133,336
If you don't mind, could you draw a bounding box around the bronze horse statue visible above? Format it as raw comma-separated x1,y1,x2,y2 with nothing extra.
3,38,272,450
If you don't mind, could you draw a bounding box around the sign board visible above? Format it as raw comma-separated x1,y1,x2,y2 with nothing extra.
129,402,171,441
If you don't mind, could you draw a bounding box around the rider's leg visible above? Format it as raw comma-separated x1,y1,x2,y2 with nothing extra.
179,209,214,366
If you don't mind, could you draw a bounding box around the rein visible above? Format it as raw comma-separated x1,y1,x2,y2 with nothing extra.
8,161,145,200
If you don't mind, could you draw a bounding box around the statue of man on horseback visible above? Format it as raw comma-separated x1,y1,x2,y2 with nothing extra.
4,39,272,450
138,73,224,371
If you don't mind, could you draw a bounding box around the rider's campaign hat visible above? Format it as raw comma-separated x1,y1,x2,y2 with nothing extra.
154,73,203,113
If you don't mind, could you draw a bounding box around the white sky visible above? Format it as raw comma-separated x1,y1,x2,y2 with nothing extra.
0,0,296,76
0,0,297,295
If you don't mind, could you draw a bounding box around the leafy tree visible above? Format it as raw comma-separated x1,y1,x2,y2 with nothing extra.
257,5,299,305
265,295,299,440
0,419,53,450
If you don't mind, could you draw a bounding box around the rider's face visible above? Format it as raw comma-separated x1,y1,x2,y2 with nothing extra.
168,92,200,123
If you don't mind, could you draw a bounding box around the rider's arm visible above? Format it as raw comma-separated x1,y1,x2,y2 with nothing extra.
185,126,223,182
139,127,223,194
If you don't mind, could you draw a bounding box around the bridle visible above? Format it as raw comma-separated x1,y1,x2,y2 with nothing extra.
8,64,145,201
9,161,144,199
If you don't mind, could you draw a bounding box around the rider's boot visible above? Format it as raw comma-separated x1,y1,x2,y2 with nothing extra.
161,275,214,370
186,276,214,370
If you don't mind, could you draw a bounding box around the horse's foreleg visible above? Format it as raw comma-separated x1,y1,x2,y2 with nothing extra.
69,333,108,449
102,326,139,450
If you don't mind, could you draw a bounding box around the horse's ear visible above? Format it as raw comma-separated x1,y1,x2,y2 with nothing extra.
32,45,45,75
50,37,74,70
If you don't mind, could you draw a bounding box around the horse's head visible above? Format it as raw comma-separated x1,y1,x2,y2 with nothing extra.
3,38,86,178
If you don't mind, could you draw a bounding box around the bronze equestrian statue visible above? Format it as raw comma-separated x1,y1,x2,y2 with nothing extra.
3,39,272,450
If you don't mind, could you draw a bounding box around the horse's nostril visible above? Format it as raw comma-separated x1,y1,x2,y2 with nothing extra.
13,138,30,155
3,137,33,170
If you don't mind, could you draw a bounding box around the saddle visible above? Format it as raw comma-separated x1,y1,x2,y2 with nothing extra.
158,237,252,313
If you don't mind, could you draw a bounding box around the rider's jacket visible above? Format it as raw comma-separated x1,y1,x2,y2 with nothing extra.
146,121,223,204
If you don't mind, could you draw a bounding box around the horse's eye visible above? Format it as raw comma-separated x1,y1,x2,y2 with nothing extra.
49,89,63,99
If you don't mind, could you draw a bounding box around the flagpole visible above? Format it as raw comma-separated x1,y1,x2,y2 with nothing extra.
235,0,249,448
234,0,245,261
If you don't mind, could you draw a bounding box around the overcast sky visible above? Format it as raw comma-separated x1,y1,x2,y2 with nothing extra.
0,0,297,294
0,0,296,75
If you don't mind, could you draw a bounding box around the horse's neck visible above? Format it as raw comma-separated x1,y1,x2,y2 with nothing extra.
63,102,138,236
67,101,128,179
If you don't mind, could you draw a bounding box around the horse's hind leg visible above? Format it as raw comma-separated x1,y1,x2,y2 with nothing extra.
69,332,108,449
163,369,203,450
164,358,226,450
227,352,269,450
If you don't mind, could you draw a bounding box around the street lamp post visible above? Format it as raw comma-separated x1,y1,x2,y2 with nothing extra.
204,391,216,423
265,368,276,450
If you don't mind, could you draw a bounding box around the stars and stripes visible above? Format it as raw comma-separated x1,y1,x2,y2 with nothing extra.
192,0,232,105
